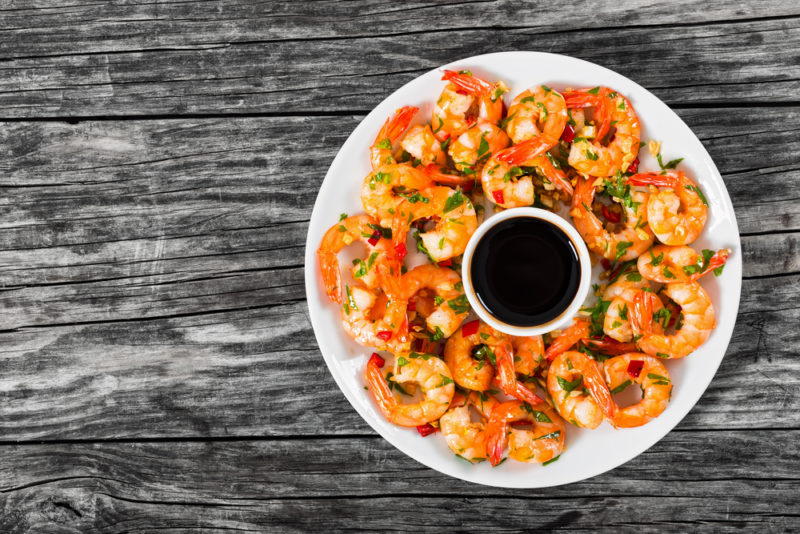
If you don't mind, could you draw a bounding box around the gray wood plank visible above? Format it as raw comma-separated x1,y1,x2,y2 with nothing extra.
0,433,796,531
1,7,799,117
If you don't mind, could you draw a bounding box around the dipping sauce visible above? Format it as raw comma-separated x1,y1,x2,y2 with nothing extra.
470,217,580,327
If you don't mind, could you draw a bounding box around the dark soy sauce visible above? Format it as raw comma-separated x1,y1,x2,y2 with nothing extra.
471,217,580,327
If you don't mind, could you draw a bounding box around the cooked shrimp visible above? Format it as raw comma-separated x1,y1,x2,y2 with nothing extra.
370,106,419,169
637,245,731,284
628,170,708,245
484,401,566,466
400,264,469,338
481,136,552,208
449,122,509,174
630,283,715,358
439,391,499,461
363,108,435,227
432,70,507,142
504,85,568,147
341,284,410,352
391,186,477,263
443,321,508,391
511,335,545,376
366,352,455,426
602,276,655,342
442,320,542,405
547,351,616,429
604,353,672,427
570,176,654,261
400,124,447,167
317,214,398,303
565,88,641,176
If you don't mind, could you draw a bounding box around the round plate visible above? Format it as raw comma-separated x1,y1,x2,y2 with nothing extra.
303,51,742,488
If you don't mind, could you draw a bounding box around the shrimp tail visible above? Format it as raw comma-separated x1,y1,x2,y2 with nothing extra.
441,69,493,95
562,91,602,109
496,136,551,165
583,363,617,422
425,164,474,186
535,156,574,197
376,106,418,146
484,411,508,466
513,382,544,406
582,337,637,355
545,318,591,361
366,358,396,420
317,250,342,304
692,248,731,281
627,171,680,189
631,290,658,335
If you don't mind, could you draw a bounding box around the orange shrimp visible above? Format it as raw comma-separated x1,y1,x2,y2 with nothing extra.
370,105,419,169
484,401,566,466
448,122,510,175
481,136,554,208
366,352,454,427
547,351,616,429
570,176,654,261
317,214,397,304
432,70,507,141
565,88,640,177
504,85,568,147
439,391,499,462
604,353,672,428
628,170,708,245
637,245,731,284
399,123,447,167
400,264,469,338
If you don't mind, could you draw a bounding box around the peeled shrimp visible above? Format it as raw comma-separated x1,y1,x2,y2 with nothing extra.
570,176,654,261
565,88,641,177
484,401,566,466
449,122,509,175
481,136,553,208
604,353,672,427
628,170,708,245
504,85,568,147
547,351,616,429
511,334,545,376
439,391,499,461
342,284,409,352
400,124,447,167
392,186,477,263
432,70,506,142
637,245,730,284
366,352,455,426
631,283,715,358
544,318,591,361
400,264,469,338
317,214,396,303
602,276,657,342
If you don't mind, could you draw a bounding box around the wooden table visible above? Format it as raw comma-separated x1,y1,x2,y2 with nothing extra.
1,1,798,531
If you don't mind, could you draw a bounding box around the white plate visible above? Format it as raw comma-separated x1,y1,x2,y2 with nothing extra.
303,51,742,488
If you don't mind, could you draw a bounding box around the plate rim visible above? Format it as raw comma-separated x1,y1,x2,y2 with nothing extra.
303,51,743,488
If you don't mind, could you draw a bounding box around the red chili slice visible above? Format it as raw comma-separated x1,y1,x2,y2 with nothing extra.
609,262,624,280
461,180,475,193
376,331,392,341
416,423,436,437
627,156,639,174
394,242,407,259
367,231,381,246
492,190,504,204
509,420,530,427
602,205,621,223
407,299,417,312
369,352,385,368
600,259,612,271
461,319,480,337
437,258,453,267
560,123,576,143
627,360,644,378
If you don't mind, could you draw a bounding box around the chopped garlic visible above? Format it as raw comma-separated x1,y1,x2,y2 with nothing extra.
648,140,662,157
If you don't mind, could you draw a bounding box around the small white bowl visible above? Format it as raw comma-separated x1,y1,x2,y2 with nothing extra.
461,207,592,337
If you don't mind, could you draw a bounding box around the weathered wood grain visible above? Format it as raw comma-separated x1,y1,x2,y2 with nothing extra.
0,7,799,117
0,433,797,531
